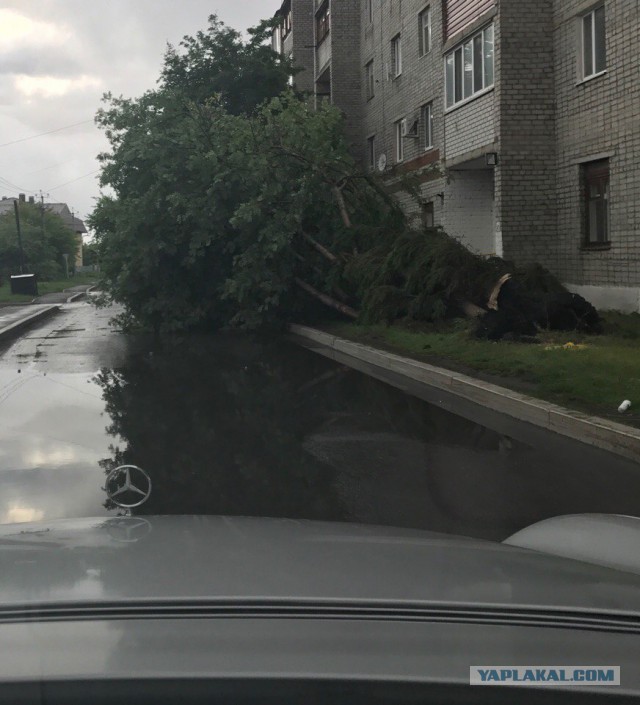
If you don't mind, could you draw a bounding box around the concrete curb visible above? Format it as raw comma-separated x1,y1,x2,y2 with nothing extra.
66,285,98,303
289,324,640,463
0,305,61,344
64,284,97,303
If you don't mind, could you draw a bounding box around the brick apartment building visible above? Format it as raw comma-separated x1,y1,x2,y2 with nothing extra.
273,0,640,311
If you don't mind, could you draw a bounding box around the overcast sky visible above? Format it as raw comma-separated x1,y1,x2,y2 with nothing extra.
0,1,280,226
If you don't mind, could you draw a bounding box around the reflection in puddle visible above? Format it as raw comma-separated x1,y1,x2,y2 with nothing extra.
3,503,45,524
0,369,117,524
1,335,640,541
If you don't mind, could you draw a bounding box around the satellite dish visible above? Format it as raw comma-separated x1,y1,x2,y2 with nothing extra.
377,153,387,172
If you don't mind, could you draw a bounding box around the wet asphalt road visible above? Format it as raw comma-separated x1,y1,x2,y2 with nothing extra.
0,296,639,541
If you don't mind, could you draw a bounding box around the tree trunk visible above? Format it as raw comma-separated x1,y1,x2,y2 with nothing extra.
300,231,338,263
487,274,512,311
460,301,487,319
332,186,352,229
293,250,350,302
295,278,359,319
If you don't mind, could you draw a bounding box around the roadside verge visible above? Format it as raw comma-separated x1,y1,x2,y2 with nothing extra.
0,305,61,344
289,324,640,463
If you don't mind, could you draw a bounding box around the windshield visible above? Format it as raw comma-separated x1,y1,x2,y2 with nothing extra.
0,0,638,699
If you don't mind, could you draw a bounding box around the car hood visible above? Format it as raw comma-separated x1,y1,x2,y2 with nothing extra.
1,515,640,618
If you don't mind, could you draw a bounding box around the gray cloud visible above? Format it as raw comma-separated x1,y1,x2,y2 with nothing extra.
0,48,82,77
0,1,280,221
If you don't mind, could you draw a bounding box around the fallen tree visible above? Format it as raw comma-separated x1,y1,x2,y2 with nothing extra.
343,228,601,340
90,15,601,341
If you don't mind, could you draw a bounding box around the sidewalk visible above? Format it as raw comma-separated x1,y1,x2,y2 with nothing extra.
289,323,640,463
33,284,94,304
0,305,61,344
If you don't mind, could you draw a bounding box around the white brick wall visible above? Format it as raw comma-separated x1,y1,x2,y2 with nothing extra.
553,0,640,289
444,91,497,160
330,0,363,152
360,0,447,222
444,169,496,255
276,1,316,95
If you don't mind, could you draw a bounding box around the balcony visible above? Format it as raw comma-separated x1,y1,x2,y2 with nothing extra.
316,35,331,74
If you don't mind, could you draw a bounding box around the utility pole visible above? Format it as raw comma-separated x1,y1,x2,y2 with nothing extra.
70,208,76,276
37,190,48,237
13,199,25,274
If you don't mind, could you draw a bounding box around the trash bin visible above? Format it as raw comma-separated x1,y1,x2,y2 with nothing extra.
10,274,38,296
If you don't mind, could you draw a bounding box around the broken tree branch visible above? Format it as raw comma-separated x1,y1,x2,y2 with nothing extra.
487,273,513,311
300,231,338,263
293,249,350,302
332,185,352,229
460,301,488,319
295,278,359,319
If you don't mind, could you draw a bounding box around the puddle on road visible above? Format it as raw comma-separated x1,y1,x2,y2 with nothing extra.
0,334,639,540
0,368,113,525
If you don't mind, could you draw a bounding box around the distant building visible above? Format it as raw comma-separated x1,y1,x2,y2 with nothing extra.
44,202,87,268
0,194,86,268
272,0,640,313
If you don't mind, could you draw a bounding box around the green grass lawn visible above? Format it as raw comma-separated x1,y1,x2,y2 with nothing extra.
0,272,100,303
325,314,640,426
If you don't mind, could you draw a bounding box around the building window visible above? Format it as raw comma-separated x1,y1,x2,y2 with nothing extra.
273,27,282,54
365,60,375,100
422,103,433,150
391,34,402,78
418,6,431,57
445,24,494,108
395,119,405,163
582,5,606,79
282,9,292,39
422,202,435,228
583,159,610,245
367,136,376,171
367,0,373,23
317,2,330,45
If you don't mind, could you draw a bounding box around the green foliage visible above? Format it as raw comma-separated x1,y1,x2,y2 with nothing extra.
346,227,509,325
601,311,640,340
83,241,99,266
161,15,295,115
516,263,566,295
330,322,640,426
91,12,402,332
0,203,78,280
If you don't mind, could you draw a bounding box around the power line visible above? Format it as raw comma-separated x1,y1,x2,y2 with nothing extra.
20,159,80,177
0,176,34,194
46,169,100,192
0,119,94,149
